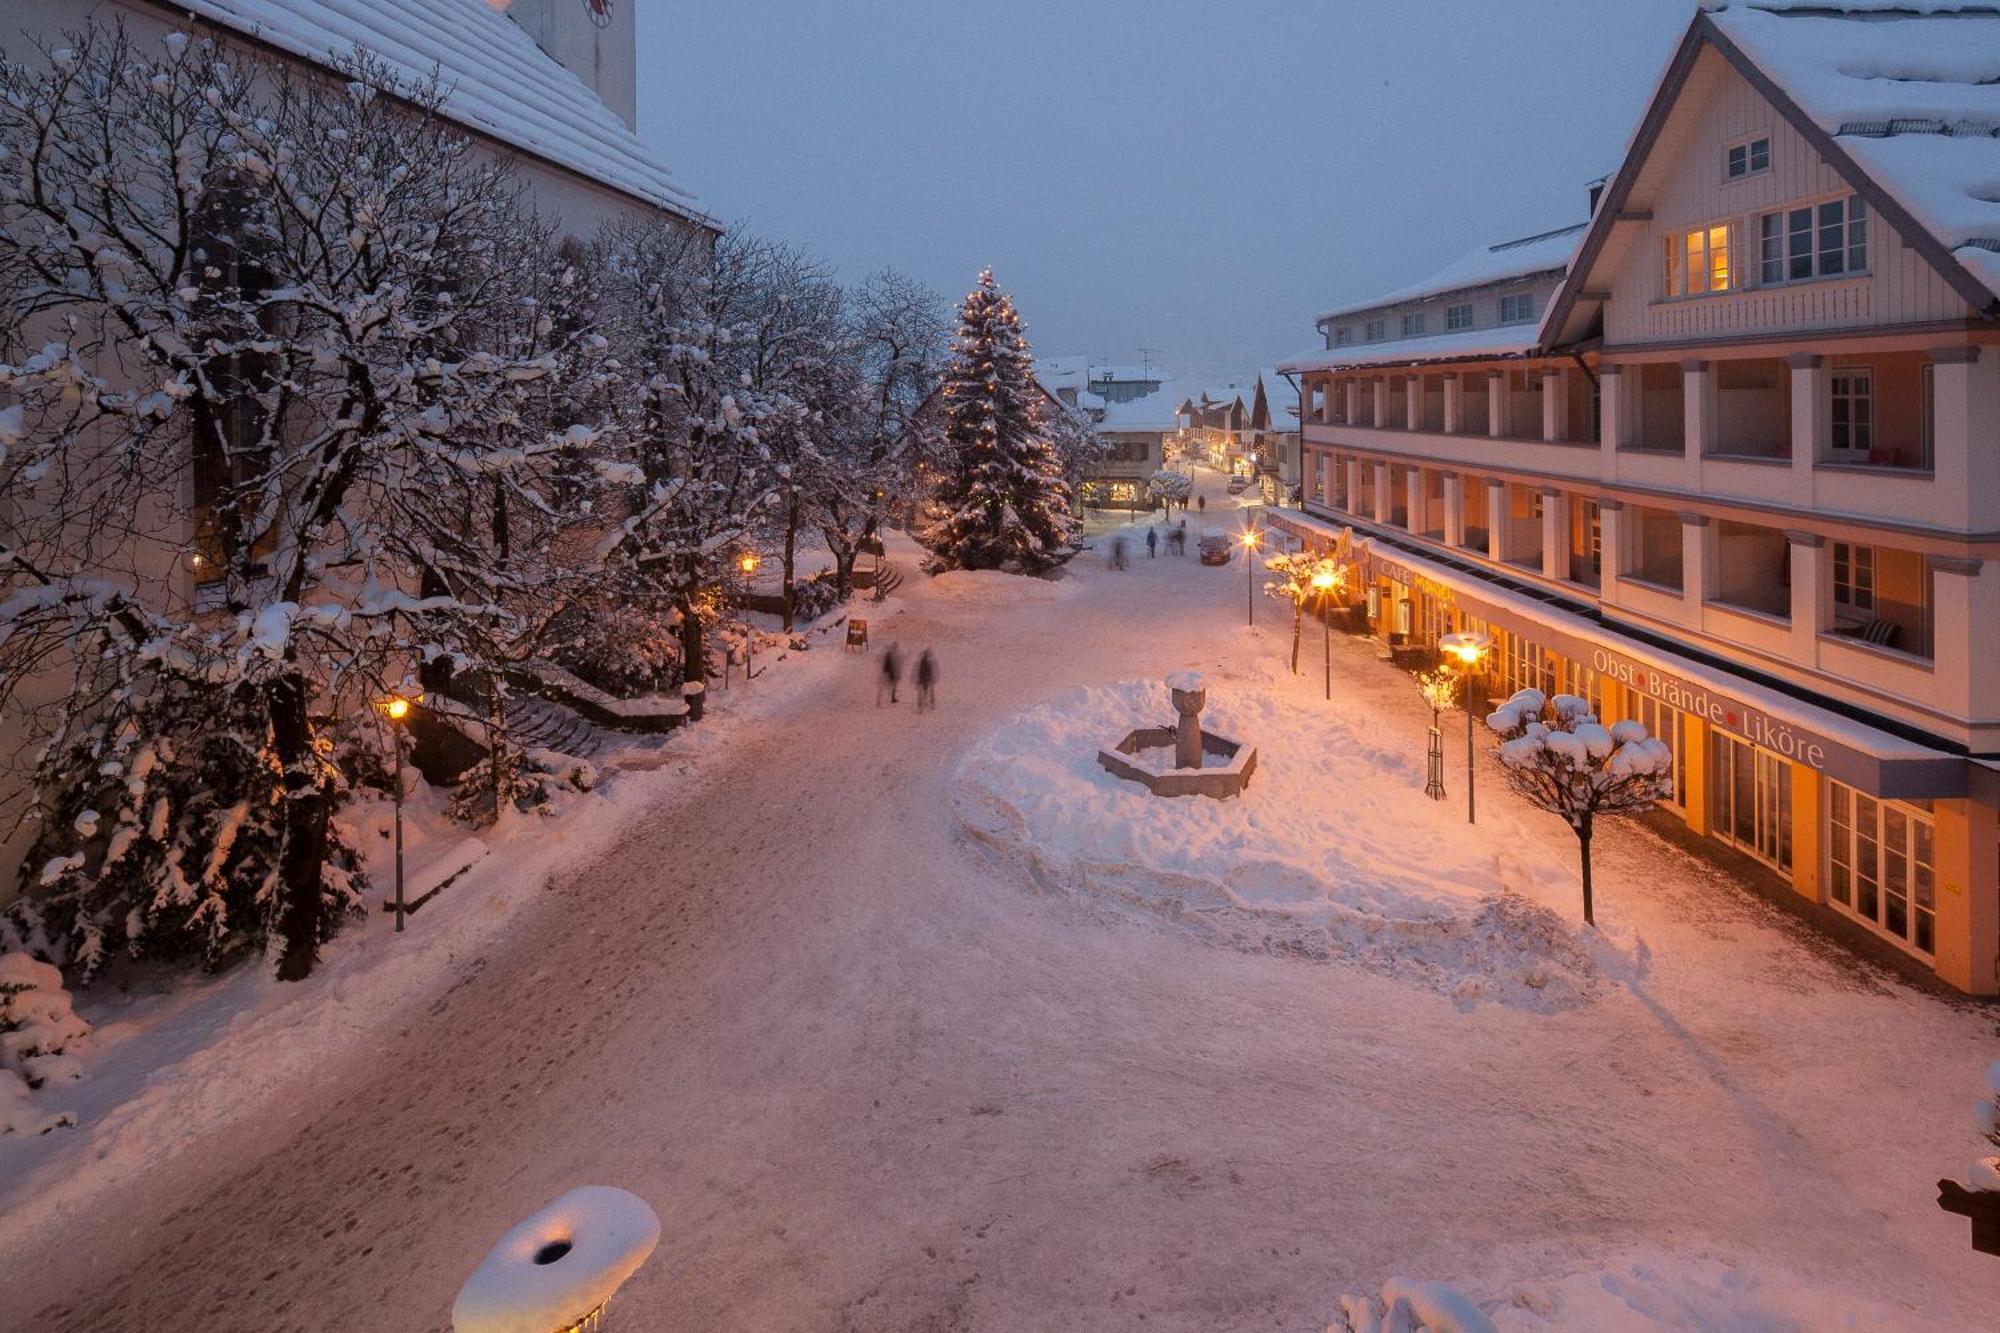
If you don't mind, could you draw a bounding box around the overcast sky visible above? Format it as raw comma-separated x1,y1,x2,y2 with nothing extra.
640,1,1697,386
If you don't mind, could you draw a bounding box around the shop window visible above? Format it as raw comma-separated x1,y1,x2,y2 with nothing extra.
1827,782,1934,955
1631,696,1687,809
1709,733,1792,873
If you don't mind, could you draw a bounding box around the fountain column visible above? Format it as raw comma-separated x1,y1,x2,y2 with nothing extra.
1167,672,1208,770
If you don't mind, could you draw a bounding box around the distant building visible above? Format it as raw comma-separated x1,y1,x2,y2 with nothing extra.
1277,4,2000,993
1037,358,1176,511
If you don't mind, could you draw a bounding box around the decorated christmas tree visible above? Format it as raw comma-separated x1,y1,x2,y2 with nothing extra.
918,270,1079,573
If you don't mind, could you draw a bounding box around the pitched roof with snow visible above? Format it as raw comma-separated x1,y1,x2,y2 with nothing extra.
1276,325,1547,375
1095,396,1179,433
168,0,712,227
1316,223,1587,324
1089,365,1173,385
1705,3,2000,303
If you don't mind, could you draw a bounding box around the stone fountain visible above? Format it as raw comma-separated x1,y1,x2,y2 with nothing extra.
1097,671,1258,799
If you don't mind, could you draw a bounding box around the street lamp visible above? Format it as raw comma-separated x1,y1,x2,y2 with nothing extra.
1438,631,1491,824
1240,528,1261,626
375,690,422,932
1309,565,1338,700
737,552,760,686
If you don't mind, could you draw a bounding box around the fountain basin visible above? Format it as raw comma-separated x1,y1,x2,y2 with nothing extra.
1098,726,1257,799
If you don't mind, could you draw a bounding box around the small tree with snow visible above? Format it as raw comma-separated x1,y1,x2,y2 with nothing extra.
1262,552,1341,675
917,270,1078,573
1147,469,1192,509
1485,690,1673,927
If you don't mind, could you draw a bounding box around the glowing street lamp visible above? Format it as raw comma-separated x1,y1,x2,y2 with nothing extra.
375,689,423,932
1240,528,1262,626
737,552,760,687
1309,564,1339,700
1438,630,1491,824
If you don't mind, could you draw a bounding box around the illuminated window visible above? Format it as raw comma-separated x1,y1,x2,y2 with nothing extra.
1828,783,1934,955
1665,224,1734,297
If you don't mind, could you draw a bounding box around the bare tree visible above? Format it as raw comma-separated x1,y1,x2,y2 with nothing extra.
1484,690,1673,926
1262,552,1341,675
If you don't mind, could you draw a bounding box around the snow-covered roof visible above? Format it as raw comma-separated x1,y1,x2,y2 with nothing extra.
1317,223,1586,324
1095,396,1178,433
1277,325,1544,374
1707,3,2000,302
169,0,711,227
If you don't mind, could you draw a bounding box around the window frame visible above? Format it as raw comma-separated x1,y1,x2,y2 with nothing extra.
1446,302,1474,331
1758,193,1868,287
1827,781,1935,956
1364,318,1386,343
1724,133,1771,182
1402,312,1427,337
1829,365,1874,457
1498,292,1537,325
1664,221,1736,299
1831,540,1875,613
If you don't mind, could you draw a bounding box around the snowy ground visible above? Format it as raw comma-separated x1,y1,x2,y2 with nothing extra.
3,467,1997,1331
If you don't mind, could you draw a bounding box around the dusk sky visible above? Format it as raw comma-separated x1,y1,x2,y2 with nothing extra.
643,1,1698,385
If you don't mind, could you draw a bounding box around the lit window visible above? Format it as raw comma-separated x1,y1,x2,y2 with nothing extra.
1828,781,1934,956
1759,196,1867,285
1726,136,1770,180
1446,303,1474,330
1665,224,1734,297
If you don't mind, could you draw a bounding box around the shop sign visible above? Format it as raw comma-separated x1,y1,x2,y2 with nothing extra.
1587,647,1827,770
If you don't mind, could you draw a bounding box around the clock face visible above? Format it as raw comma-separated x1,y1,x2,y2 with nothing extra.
582,0,612,28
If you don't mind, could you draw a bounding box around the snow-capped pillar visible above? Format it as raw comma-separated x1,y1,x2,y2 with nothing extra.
1442,471,1464,546
1788,353,1827,491
1929,346,1999,532
1541,368,1569,443
1372,460,1392,525
1486,479,1509,564
1785,530,1827,663
1371,378,1389,430
1344,379,1362,426
1597,498,1625,590
1404,374,1423,433
1485,371,1507,440
1345,456,1363,516
1679,511,1711,626
1539,486,1567,582
1682,359,1715,487
1442,373,1464,435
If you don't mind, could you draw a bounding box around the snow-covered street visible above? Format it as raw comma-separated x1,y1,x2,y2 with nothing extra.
5,469,1999,1332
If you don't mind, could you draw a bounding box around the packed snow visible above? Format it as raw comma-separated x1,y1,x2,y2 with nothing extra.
2,476,1997,1330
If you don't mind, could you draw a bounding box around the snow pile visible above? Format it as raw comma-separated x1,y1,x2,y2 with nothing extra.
1971,1058,2000,1190
953,679,1610,1010
1334,1278,1495,1333
452,1186,659,1333
0,952,89,1135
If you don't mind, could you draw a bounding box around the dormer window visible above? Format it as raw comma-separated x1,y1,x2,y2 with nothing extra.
1499,292,1538,324
1365,318,1386,342
1332,326,1352,347
1402,313,1426,337
1446,302,1474,330
1726,135,1771,180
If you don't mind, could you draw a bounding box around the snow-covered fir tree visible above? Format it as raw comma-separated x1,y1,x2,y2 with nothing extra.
918,271,1078,574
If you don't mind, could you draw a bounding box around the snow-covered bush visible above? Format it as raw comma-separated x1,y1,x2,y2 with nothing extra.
917,270,1079,574
1264,551,1343,675
1334,1277,1496,1333
1147,469,1194,506
1485,690,1672,926
788,571,846,623
0,951,90,1134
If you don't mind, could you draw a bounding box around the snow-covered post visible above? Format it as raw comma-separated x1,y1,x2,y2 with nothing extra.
1938,1060,2000,1256
454,1187,660,1332
1484,691,1672,926
1417,669,1459,802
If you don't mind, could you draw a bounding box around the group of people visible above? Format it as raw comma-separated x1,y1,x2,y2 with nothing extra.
1108,517,1192,569
878,643,938,710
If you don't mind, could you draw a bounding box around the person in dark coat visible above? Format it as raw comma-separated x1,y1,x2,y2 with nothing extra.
915,649,938,711
1146,527,1158,558
1197,494,1207,513
879,643,902,705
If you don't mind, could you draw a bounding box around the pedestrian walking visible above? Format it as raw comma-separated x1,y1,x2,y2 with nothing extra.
1197,494,1207,514
916,649,938,711
1146,527,1158,559
1110,534,1128,570
878,643,902,705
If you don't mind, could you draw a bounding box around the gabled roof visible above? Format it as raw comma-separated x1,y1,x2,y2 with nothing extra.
1546,3,2000,341
1276,325,1546,375
162,0,713,228
1317,223,1586,325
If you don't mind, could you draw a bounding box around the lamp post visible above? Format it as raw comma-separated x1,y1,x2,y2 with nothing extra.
737,552,760,686
1241,528,1261,626
1310,566,1338,700
1438,631,1491,824
376,690,420,932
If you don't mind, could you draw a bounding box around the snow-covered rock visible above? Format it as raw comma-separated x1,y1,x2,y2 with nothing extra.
452,1186,660,1333
1334,1277,1495,1333
0,952,89,1132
